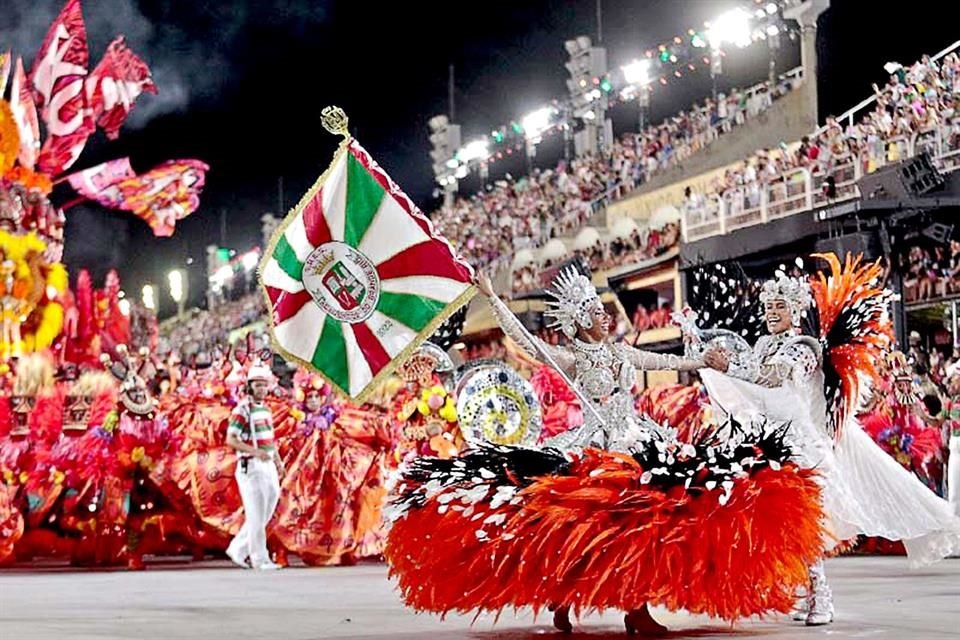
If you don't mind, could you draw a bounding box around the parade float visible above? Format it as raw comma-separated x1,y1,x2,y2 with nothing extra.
0,0,207,565
0,0,207,362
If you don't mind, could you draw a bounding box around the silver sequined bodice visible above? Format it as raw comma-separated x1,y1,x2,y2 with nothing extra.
486,294,703,452
572,340,635,401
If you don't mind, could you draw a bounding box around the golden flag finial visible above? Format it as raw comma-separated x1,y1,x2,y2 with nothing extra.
321,106,350,138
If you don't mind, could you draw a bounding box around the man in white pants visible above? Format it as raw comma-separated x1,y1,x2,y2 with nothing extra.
225,365,284,570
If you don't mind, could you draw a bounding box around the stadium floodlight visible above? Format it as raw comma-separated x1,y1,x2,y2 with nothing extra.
884,62,903,75
428,114,449,132
141,284,156,311
210,265,233,290
622,59,651,86
522,107,553,140
168,270,184,303
707,8,752,49
564,35,592,56
241,250,259,272
168,269,188,318
458,138,490,163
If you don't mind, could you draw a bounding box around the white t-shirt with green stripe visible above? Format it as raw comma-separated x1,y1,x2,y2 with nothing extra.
228,399,276,457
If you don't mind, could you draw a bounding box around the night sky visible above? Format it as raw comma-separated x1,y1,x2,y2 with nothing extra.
5,1,958,316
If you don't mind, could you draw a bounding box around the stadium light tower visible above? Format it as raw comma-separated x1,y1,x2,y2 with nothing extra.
141,284,156,312
168,269,187,319
706,7,752,99
783,0,829,125
428,114,461,206
565,35,609,157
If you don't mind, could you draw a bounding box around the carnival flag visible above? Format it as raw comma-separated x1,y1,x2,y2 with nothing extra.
65,158,208,236
31,0,94,174
65,157,135,197
86,36,157,139
259,107,475,400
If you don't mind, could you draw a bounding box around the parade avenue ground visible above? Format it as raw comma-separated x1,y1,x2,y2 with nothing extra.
1,556,958,639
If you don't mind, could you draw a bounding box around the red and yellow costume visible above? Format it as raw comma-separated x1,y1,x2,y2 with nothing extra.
271,372,397,565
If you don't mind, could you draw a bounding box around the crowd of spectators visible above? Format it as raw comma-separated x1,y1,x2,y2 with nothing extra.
432,155,615,271
634,76,797,186
900,241,960,303
510,222,680,294
684,53,960,226
158,293,266,359
430,73,800,275
582,222,681,271
631,302,675,335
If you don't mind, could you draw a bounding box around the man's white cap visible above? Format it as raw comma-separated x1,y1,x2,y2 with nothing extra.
246,365,274,383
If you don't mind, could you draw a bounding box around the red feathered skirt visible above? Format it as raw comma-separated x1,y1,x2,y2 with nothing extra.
386,444,823,622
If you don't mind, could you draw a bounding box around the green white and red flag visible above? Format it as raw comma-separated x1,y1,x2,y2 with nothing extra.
259,122,474,400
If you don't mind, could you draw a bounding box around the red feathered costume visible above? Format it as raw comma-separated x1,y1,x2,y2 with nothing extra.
386,424,824,623
636,383,711,442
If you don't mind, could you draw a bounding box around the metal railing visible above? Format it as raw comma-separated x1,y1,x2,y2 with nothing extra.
681,124,960,242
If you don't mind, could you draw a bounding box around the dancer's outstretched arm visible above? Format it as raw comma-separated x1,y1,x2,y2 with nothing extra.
476,272,576,376
709,336,818,387
618,343,704,372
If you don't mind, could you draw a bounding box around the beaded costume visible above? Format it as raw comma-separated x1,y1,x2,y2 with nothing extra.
692,255,960,625
486,268,701,450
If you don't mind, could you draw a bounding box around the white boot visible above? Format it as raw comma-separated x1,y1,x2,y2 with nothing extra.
805,560,834,626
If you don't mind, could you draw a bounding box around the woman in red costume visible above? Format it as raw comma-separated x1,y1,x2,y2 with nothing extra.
17,369,116,563
392,344,463,462
271,371,397,565
42,348,188,568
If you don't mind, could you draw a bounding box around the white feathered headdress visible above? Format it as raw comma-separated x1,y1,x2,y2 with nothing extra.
759,272,812,326
544,266,601,338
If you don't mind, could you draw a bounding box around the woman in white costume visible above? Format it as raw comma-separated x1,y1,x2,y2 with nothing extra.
693,256,960,626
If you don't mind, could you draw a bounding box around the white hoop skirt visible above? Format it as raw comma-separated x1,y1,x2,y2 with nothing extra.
700,369,960,566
